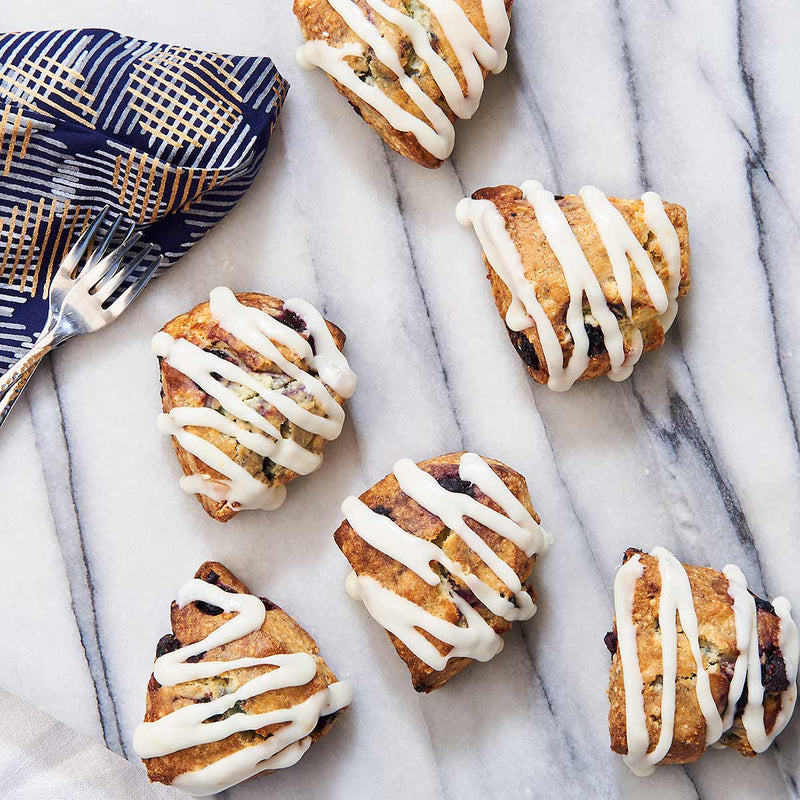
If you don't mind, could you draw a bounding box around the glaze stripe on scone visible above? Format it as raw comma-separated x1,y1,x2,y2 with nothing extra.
457,182,690,390
294,0,512,168
134,563,352,795
335,452,550,691
154,287,356,521
607,547,799,776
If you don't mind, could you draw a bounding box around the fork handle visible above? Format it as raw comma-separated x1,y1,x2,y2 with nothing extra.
0,365,37,429
0,333,54,396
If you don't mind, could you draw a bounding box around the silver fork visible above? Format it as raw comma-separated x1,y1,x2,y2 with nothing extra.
0,207,162,427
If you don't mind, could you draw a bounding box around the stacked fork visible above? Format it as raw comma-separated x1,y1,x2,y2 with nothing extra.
0,206,162,427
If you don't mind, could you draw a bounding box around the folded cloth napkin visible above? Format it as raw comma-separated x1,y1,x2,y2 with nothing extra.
0,28,288,373
0,689,183,800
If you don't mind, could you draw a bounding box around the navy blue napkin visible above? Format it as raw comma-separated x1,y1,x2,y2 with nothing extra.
0,28,288,373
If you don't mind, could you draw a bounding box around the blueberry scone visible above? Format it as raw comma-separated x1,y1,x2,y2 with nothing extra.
134,562,352,795
153,287,356,522
607,547,799,775
457,183,690,390
335,451,550,691
294,0,513,168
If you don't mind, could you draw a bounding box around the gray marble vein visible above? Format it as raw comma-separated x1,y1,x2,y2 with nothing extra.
26,359,125,756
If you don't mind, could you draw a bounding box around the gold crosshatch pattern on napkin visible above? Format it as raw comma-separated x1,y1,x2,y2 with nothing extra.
127,48,243,150
0,47,250,299
0,56,97,129
0,26,286,376
0,199,93,297
0,104,35,175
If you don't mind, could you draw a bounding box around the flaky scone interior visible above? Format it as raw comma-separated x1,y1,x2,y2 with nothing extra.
134,562,351,796
457,182,690,391
335,451,550,691
154,287,356,522
294,0,514,168
606,547,799,775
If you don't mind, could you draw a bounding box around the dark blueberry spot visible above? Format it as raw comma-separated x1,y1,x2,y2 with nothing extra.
585,323,606,358
206,348,235,363
509,329,540,371
762,646,789,694
553,194,565,201
186,652,207,663
262,458,277,480
372,505,394,518
197,695,212,703
736,684,749,717
604,630,618,656
454,586,482,609
156,633,181,658
313,709,342,734
209,700,246,722
609,303,627,321
194,601,224,616
438,475,476,497
202,570,237,594
275,308,307,333
260,597,278,611
753,593,776,615
719,659,735,683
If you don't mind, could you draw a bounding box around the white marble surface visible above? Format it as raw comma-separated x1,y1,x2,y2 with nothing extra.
2,1,800,797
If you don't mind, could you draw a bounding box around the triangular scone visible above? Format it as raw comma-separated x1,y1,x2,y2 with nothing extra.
135,562,351,796
294,0,513,169
607,548,799,775
458,183,691,390
154,287,356,522
335,452,550,691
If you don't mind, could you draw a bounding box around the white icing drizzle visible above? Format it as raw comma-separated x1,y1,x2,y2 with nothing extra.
296,0,510,160
153,287,356,512
720,565,753,732
133,578,352,796
613,548,799,776
642,191,682,332
456,182,683,391
342,453,550,671
348,572,505,670
734,578,800,752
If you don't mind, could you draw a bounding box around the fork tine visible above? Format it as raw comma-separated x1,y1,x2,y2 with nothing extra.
107,255,163,315
84,228,144,292
95,241,153,302
85,213,124,269
58,206,110,278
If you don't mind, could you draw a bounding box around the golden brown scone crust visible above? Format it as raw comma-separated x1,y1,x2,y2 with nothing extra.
293,0,514,168
607,549,789,766
335,452,540,692
158,293,348,523
470,185,691,385
143,562,347,787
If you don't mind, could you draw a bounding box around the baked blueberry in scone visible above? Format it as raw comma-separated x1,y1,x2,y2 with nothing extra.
457,182,691,391
607,547,799,775
334,452,551,692
134,562,352,796
293,0,513,169
153,287,357,522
